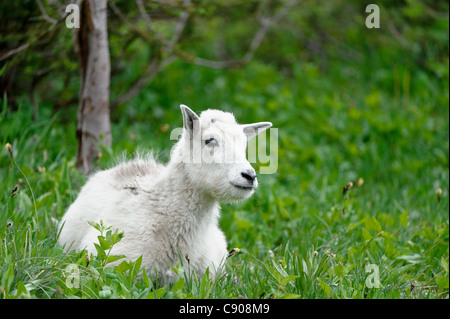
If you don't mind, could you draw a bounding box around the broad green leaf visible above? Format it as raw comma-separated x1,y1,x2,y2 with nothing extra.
116,260,131,274
98,236,112,250
128,255,143,280
280,275,300,286
172,277,185,292
14,281,29,298
200,267,212,298
400,210,408,227
111,229,125,244
142,268,151,288
364,216,382,233
88,221,101,232
99,286,112,299
436,275,449,292
94,243,106,260
106,255,126,265
317,278,332,297
415,226,436,239
147,287,167,299
361,228,373,241
334,264,345,277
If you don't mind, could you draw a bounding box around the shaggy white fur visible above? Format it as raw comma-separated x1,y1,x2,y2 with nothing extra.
58,105,272,284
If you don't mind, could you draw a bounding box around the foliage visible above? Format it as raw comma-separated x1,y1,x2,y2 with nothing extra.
0,0,449,299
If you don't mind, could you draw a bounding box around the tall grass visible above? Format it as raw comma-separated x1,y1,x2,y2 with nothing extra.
0,59,448,299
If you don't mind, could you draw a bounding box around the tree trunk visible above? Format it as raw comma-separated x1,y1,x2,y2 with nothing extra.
75,0,111,175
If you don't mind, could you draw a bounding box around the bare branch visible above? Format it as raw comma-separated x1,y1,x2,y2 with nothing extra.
110,0,300,105
185,0,301,69
0,11,68,62
110,1,169,47
136,0,153,28
0,43,31,62
169,0,191,47
109,0,188,107
36,0,58,24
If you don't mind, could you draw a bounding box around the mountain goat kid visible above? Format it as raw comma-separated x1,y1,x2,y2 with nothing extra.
58,104,272,284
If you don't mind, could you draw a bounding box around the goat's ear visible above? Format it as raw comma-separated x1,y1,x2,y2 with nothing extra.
180,104,200,135
242,122,272,140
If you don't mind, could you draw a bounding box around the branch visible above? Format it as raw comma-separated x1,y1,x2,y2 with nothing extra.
0,9,68,62
36,0,58,24
110,0,190,107
169,0,191,48
0,43,31,62
136,0,153,28
183,0,301,69
110,0,299,106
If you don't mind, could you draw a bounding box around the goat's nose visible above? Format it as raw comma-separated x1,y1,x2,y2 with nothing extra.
241,169,257,184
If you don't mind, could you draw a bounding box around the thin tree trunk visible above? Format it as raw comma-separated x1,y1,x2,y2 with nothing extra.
75,0,111,175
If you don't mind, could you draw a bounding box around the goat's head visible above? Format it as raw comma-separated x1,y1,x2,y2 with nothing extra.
171,104,272,203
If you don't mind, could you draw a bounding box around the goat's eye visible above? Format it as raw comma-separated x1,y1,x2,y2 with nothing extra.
205,137,218,147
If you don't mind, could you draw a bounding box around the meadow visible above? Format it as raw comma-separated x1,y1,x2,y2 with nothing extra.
1,55,448,299
0,0,449,300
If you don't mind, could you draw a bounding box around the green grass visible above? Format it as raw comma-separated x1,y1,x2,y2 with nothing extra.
0,58,448,299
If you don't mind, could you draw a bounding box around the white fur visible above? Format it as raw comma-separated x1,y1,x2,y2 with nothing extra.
58,105,271,284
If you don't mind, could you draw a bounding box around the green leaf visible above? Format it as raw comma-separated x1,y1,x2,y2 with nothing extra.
94,243,106,259
106,255,126,265
415,226,436,239
14,281,29,298
88,221,101,232
116,260,131,274
98,235,112,250
200,267,212,298
147,287,167,299
334,264,345,277
99,285,112,299
142,268,151,288
364,216,382,233
317,278,332,297
111,229,125,244
280,275,300,286
400,210,408,227
361,228,373,241
128,255,143,280
436,275,449,292
172,277,185,293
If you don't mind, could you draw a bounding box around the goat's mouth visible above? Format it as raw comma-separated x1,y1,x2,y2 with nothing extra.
230,183,255,191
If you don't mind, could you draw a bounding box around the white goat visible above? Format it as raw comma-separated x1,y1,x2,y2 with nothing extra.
58,105,272,284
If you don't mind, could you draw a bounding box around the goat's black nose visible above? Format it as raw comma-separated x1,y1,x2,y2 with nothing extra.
241,170,257,184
